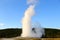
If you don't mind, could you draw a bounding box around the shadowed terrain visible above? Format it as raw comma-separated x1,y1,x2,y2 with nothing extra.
0,28,60,38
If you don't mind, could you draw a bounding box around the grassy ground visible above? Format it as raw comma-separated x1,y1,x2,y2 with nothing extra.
15,38,60,40
0,38,60,40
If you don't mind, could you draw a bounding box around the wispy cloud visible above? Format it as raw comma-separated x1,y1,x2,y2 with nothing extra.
27,0,38,5
0,23,5,27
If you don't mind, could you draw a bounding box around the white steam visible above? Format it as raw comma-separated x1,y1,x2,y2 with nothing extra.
21,5,35,37
27,0,38,5
21,0,44,38
32,23,45,38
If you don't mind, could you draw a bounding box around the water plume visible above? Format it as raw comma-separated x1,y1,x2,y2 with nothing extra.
21,5,35,37
21,0,45,38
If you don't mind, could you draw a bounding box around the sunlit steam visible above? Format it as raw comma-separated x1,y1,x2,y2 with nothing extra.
21,0,44,38
27,0,38,5
21,5,35,37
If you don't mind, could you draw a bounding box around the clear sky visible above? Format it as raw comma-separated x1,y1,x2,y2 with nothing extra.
0,0,60,29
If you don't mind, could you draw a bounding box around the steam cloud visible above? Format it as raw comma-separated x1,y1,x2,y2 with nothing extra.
27,0,38,5
21,5,35,37
21,0,44,38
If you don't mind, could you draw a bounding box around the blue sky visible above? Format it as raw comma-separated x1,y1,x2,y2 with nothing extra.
0,0,60,29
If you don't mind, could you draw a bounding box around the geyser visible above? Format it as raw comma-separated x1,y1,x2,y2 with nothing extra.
21,5,35,37
21,0,44,38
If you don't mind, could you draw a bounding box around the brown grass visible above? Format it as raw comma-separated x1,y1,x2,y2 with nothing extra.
15,38,60,40
0,38,60,40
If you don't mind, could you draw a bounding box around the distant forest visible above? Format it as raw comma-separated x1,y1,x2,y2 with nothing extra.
0,28,60,38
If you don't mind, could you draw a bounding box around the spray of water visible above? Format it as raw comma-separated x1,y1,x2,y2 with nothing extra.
21,5,35,37
21,0,44,38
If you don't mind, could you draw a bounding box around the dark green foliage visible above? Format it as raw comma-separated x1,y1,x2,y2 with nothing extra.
0,28,60,38
0,28,22,38
44,28,60,38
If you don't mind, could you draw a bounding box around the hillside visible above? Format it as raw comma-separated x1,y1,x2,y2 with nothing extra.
0,28,60,38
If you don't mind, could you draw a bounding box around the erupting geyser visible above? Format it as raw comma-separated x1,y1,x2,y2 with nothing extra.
21,5,35,37
21,0,44,38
